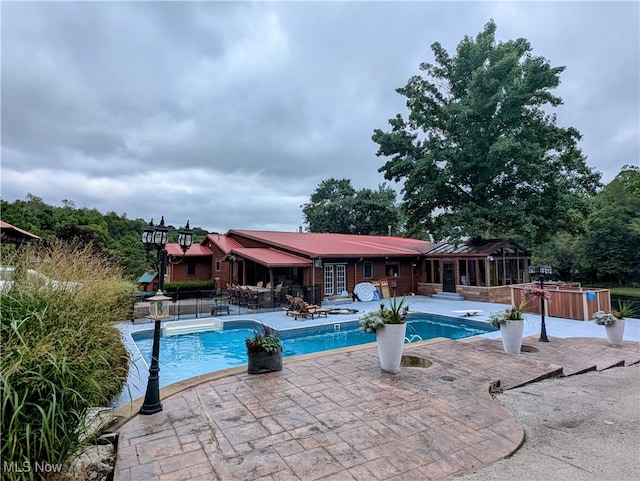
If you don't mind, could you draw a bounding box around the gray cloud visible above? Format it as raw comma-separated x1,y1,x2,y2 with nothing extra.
2,1,638,233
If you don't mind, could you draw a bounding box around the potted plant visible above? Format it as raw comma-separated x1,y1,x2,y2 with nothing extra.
488,301,526,355
612,299,637,321
360,296,409,373
593,301,636,346
245,325,283,374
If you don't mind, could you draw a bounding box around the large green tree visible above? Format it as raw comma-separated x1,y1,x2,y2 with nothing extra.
372,20,600,246
302,178,401,235
577,165,640,285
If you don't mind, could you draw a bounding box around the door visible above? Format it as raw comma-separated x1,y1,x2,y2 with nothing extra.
443,261,456,293
324,264,347,296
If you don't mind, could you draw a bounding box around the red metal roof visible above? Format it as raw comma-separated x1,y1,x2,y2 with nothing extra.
166,243,212,256
203,233,244,254
231,248,311,267
228,230,433,257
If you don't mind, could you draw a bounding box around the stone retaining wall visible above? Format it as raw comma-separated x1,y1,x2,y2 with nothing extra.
417,283,512,304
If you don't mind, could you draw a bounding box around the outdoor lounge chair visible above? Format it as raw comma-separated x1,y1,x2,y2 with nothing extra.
283,294,301,317
292,297,330,320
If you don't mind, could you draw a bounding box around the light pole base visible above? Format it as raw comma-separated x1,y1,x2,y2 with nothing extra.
139,402,163,415
539,323,549,343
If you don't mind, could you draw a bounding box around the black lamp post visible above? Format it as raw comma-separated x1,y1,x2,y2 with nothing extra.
139,217,193,415
528,264,552,343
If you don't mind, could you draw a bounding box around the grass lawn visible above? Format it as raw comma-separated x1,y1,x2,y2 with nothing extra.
608,287,640,316
609,287,640,298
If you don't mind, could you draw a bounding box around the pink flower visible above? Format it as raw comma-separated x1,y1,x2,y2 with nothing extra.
523,284,551,302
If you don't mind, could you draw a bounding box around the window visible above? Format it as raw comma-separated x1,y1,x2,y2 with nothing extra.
427,261,441,284
215,260,221,271
458,259,467,285
187,260,196,275
468,260,477,286
324,265,334,296
385,264,399,278
336,264,346,293
363,261,373,278
459,260,478,286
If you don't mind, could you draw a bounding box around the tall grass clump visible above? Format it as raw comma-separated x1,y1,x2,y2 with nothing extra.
1,241,135,480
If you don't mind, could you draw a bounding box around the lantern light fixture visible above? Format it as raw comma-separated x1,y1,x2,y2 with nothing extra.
139,217,193,415
528,265,553,343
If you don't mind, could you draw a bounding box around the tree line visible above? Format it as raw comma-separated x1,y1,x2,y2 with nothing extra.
300,166,639,286
0,194,207,281
3,162,638,287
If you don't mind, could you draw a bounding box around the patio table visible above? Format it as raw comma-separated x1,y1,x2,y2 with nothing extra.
243,286,274,308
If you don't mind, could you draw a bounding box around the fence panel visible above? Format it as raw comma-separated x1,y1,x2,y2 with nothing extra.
512,284,611,321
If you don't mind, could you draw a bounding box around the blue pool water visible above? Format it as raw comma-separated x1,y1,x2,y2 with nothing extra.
131,313,495,388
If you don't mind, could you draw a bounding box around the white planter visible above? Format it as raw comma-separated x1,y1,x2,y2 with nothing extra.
376,323,407,373
500,320,524,355
605,318,625,345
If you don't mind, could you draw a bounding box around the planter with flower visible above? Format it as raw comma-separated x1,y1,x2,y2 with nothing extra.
594,301,636,346
360,296,409,373
245,325,283,374
488,301,526,355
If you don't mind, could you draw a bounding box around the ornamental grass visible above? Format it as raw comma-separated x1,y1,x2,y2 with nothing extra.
1,241,135,480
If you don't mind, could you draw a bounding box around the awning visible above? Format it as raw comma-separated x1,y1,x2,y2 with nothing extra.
230,248,312,268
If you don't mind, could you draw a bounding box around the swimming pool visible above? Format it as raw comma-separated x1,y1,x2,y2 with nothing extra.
131,313,495,388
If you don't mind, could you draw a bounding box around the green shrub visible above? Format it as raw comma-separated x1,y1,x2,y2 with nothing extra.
163,280,215,292
1,241,134,480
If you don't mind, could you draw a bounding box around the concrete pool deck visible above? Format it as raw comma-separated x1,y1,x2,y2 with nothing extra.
113,297,640,480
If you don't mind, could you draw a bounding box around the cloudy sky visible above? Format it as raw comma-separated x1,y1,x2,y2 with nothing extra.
2,1,638,234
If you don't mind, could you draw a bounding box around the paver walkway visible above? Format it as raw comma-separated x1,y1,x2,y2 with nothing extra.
113,336,639,481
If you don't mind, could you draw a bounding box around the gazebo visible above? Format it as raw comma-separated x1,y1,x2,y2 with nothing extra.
420,238,532,302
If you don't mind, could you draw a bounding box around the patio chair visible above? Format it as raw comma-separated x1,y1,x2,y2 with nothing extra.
236,287,249,307
273,283,283,307
228,286,239,305
245,287,260,311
